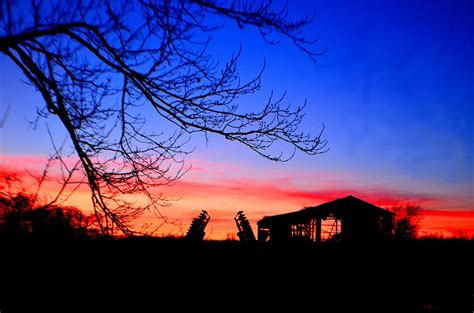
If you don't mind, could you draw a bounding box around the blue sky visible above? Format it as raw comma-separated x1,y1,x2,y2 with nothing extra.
196,0,474,188
1,0,473,209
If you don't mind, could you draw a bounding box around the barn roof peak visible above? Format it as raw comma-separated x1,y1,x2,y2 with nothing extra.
258,195,393,227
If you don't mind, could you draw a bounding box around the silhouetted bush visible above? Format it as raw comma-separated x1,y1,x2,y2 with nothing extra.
0,193,98,239
390,205,422,240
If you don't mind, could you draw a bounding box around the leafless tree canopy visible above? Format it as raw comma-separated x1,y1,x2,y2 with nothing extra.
391,205,422,239
0,0,327,235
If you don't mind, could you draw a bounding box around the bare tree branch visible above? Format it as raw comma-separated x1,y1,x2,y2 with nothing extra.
0,0,327,235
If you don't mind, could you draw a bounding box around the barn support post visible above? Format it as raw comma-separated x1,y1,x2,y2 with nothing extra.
316,217,322,242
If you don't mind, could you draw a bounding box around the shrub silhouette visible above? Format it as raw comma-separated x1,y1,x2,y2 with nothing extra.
391,205,422,240
0,193,97,239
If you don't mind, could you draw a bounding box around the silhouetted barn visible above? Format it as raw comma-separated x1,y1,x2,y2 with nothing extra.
257,196,393,242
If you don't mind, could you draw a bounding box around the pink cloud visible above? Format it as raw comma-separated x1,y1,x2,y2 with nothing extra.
165,177,441,209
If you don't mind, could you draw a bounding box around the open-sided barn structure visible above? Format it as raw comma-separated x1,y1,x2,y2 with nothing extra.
257,196,393,242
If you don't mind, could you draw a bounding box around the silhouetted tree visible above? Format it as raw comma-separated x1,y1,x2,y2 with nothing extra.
0,169,98,238
0,1,327,235
391,205,422,240
0,193,98,238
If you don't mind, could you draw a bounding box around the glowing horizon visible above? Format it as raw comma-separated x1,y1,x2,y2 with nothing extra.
1,154,472,239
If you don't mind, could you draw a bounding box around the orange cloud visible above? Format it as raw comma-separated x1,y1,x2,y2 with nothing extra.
0,154,93,212
419,210,474,237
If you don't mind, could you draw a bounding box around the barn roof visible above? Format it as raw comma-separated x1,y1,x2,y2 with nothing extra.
257,195,393,227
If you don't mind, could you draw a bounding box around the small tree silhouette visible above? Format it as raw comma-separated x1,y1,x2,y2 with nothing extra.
0,166,98,239
0,192,98,239
391,205,422,240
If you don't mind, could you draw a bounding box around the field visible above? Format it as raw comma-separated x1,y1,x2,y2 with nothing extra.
1,238,473,312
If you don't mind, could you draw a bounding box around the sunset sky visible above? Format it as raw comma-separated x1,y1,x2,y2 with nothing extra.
1,0,473,239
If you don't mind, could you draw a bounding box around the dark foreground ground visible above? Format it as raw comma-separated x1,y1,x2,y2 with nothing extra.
1,238,473,312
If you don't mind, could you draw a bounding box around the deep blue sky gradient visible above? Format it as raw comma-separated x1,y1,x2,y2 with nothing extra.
1,0,473,203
